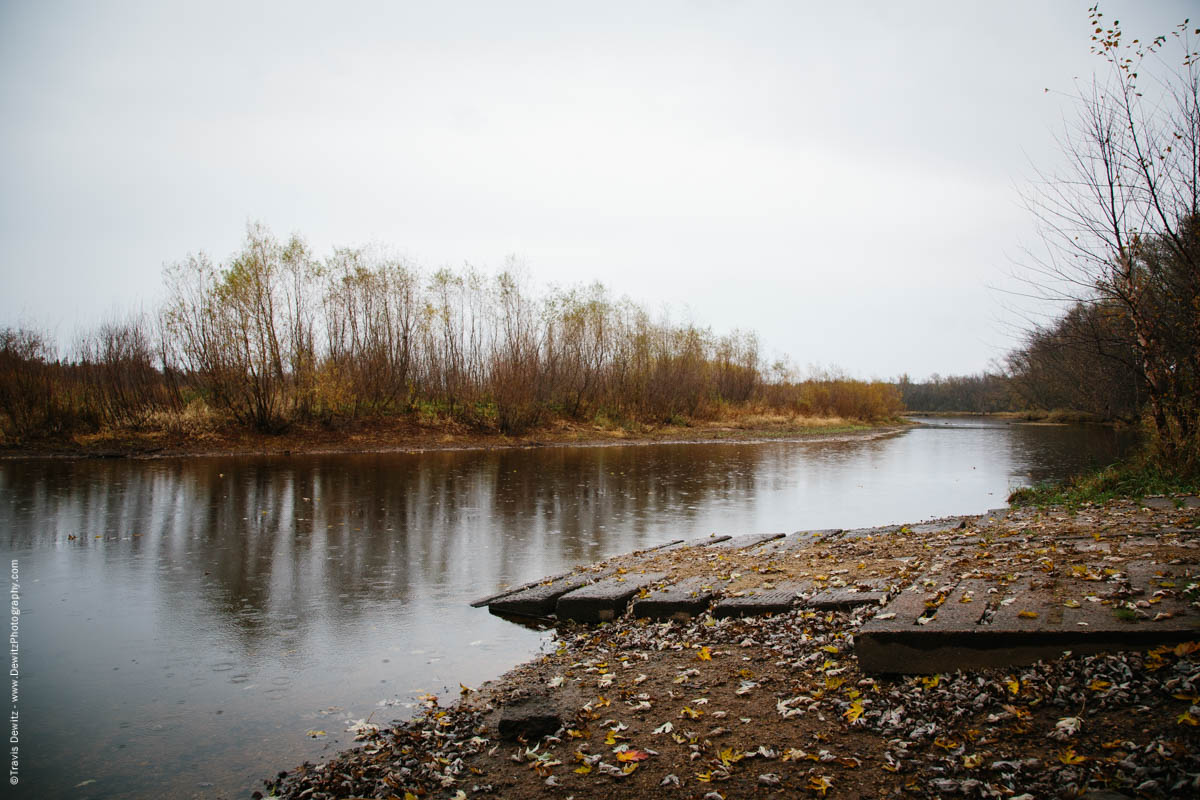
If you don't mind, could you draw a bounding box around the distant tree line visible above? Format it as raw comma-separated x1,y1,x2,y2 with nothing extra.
0,225,903,443
897,373,1013,414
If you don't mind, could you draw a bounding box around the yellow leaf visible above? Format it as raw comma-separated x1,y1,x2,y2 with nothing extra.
920,675,940,689
1005,679,1020,695
718,747,744,767
821,645,839,654
933,737,959,750
1002,703,1030,719
697,646,712,661
1088,679,1111,691
808,775,834,795
617,749,650,762
305,729,326,737
963,753,983,769
1177,711,1199,726
567,729,586,738
680,706,703,719
696,770,713,782
1174,641,1200,657
622,762,638,775
1018,610,1039,619
844,701,864,722
1058,747,1087,765
573,765,592,775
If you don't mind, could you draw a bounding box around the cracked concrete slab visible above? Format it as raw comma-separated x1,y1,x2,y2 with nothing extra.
556,572,668,623
856,564,1200,673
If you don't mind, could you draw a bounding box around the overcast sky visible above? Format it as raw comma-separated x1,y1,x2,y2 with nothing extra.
1,1,1193,380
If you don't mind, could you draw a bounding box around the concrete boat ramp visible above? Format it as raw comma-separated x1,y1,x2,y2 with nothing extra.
474,500,1200,673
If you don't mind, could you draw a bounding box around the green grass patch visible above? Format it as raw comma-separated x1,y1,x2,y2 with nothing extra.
1008,460,1200,509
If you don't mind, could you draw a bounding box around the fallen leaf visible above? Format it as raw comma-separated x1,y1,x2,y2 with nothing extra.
1058,747,1087,765
808,775,834,795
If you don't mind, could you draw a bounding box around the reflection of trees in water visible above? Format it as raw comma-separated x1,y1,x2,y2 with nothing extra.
0,427,1134,652
1004,424,1137,486
1,446,775,648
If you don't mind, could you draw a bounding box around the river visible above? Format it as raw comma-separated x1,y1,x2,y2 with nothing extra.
1,417,1134,798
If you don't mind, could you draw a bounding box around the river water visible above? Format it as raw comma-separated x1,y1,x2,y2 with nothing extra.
2,417,1134,798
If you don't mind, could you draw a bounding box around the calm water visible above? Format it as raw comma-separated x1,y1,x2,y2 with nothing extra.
3,417,1134,799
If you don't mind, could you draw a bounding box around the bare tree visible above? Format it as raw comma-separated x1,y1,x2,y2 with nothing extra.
1022,6,1200,469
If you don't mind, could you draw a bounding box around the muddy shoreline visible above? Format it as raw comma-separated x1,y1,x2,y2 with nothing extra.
0,419,912,461
262,497,1200,800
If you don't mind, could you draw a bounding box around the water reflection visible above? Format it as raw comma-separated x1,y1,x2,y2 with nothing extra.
1,419,1134,798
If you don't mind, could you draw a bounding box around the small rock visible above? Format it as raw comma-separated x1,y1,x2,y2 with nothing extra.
497,695,563,741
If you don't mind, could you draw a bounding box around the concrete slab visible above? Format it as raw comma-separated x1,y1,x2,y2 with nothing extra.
756,530,840,554
634,538,689,553
657,534,720,554
840,524,902,540
471,567,578,608
1141,497,1179,511
856,568,1200,674
488,572,602,618
708,532,785,550
977,508,1009,527
556,572,668,623
631,575,720,620
908,518,967,535
712,581,811,618
806,585,889,610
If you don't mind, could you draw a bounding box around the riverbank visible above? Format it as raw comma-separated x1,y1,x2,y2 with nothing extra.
912,409,1135,427
261,497,1200,800
0,414,908,460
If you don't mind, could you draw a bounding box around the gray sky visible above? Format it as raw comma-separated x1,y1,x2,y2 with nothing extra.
1,0,1193,380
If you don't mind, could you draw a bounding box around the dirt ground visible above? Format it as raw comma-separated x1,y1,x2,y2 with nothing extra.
260,499,1200,800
